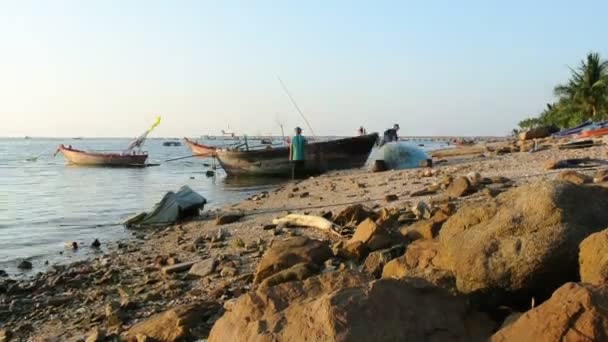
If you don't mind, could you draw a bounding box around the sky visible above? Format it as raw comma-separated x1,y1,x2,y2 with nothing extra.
0,0,607,138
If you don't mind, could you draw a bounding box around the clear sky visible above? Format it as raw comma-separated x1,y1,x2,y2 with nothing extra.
0,0,606,137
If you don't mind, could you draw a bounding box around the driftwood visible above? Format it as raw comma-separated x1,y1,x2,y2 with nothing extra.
272,214,342,237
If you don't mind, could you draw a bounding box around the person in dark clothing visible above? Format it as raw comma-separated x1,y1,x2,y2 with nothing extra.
380,124,400,146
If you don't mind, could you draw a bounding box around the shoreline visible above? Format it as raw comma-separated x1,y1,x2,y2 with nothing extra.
3,137,608,340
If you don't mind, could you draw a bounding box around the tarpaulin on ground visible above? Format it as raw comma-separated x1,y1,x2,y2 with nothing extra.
125,185,206,227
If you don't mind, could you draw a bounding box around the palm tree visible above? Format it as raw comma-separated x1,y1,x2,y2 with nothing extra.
554,52,608,119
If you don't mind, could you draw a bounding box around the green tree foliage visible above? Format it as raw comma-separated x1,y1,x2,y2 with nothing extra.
518,52,608,131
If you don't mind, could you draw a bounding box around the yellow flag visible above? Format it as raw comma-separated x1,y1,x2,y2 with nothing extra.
149,116,161,132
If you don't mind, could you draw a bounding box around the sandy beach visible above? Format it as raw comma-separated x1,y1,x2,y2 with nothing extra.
3,137,608,341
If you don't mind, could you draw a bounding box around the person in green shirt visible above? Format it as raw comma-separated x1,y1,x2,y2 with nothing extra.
289,127,306,179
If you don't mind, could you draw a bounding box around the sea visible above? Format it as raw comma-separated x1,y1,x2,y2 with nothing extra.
0,137,448,276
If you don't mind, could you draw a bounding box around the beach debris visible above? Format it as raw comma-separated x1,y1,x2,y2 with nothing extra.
126,186,206,228
64,241,79,250
91,239,101,249
253,237,332,284
380,143,429,170
272,214,341,237
556,170,592,185
17,260,32,270
299,192,310,198
161,260,200,274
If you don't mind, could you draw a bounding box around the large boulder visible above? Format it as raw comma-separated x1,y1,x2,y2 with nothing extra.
440,181,608,295
579,229,608,285
253,237,332,284
382,240,455,290
124,303,218,341
491,283,608,341
209,271,494,342
518,126,550,140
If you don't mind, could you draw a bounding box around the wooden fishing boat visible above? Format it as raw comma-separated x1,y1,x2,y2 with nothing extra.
215,133,379,177
579,126,608,138
183,138,217,157
55,145,148,167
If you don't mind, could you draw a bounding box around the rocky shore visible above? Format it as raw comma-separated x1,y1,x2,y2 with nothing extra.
3,137,608,341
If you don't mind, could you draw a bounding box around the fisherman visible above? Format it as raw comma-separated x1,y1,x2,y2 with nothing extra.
357,126,367,136
289,127,306,179
380,124,400,146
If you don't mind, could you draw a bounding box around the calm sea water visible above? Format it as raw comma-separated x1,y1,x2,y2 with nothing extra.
0,137,447,276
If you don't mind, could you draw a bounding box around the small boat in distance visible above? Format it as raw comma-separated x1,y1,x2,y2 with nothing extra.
55,145,148,167
54,116,160,167
163,141,182,147
215,133,379,177
184,138,217,157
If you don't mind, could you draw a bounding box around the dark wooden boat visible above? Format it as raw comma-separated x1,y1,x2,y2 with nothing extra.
55,145,148,167
183,138,217,157
215,133,379,177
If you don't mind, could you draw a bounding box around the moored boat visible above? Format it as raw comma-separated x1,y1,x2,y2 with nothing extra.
55,145,148,167
184,138,217,157
215,133,379,177
579,123,608,138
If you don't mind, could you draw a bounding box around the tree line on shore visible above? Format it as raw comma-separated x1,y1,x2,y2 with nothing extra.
516,52,608,134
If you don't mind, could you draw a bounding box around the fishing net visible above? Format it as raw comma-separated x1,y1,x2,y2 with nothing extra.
376,142,428,170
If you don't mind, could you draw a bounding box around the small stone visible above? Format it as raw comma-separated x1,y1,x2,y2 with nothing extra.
189,259,217,278
220,266,238,277
216,213,243,225
85,327,106,342
17,260,32,270
231,238,245,249
299,192,310,198
166,257,180,266
105,301,123,327
263,224,277,230
91,239,101,248
385,194,398,202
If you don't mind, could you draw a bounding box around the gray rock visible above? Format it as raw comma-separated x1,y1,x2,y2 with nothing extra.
188,259,217,278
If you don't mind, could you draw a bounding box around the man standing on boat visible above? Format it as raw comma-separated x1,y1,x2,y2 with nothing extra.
380,124,400,146
289,127,306,179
